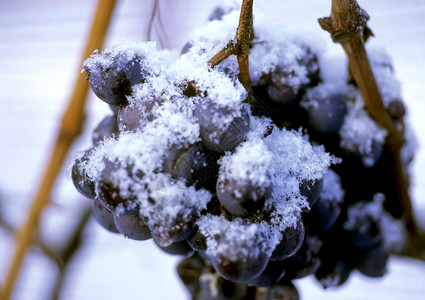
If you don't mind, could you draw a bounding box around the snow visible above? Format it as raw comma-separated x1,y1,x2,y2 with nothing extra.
339,96,388,167
320,169,345,203
1,0,425,300
198,215,279,261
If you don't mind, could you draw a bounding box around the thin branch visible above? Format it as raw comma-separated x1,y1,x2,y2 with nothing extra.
147,0,168,49
319,0,424,259
147,0,158,42
0,1,117,299
48,206,92,300
208,0,254,95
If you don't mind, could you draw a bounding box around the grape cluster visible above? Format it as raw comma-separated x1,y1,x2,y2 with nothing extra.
72,6,414,300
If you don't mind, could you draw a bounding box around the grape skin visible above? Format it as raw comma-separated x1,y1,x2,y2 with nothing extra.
113,214,152,241
84,54,146,106
194,99,250,153
71,149,96,200
270,220,305,261
216,176,272,216
92,114,119,145
91,199,119,233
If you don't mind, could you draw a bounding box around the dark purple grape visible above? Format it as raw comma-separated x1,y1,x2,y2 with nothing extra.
117,100,158,132
265,282,299,300
356,244,388,278
209,249,270,283
84,53,146,106
95,161,139,214
177,253,206,296
92,114,119,145
304,194,341,232
194,99,250,153
280,235,323,280
271,221,305,261
304,93,347,134
149,209,199,247
91,199,119,233
344,200,382,248
315,259,351,289
259,68,298,105
219,280,249,300
387,99,406,121
300,178,323,207
156,239,193,255
162,143,210,185
72,149,96,199
247,260,286,287
216,175,272,216
113,214,151,241
187,228,207,252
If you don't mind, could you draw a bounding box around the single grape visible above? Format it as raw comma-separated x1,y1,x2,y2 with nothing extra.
299,178,323,208
387,99,406,121
95,161,139,214
149,209,199,248
356,243,388,278
315,259,351,289
303,93,347,134
113,214,152,241
216,175,272,216
194,99,250,153
304,194,341,232
247,260,286,287
209,248,270,283
71,149,96,200
91,199,119,233
270,220,305,261
187,228,207,252
265,281,299,300
259,67,298,105
84,53,146,106
162,143,210,185
117,100,158,132
344,200,383,248
156,239,193,255
219,279,249,300
177,253,206,296
280,235,323,280
92,114,119,145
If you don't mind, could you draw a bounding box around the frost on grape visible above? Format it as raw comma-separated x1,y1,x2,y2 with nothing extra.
184,11,323,95
320,169,345,204
198,215,280,261
339,97,387,167
263,125,339,213
218,137,273,191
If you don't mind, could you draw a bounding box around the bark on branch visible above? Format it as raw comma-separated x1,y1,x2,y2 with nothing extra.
319,0,424,259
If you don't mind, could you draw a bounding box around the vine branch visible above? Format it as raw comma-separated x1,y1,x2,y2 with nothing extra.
0,1,117,299
208,0,254,95
319,0,424,259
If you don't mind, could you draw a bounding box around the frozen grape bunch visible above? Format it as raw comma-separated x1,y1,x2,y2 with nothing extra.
72,5,415,300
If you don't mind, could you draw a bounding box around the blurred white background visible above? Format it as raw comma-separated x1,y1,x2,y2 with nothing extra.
1,0,425,299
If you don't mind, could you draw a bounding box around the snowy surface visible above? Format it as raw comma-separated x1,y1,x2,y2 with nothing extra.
1,0,425,299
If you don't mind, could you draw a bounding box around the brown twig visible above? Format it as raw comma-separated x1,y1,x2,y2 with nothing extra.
0,1,117,299
319,0,424,259
147,0,168,49
47,205,92,300
208,0,254,95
